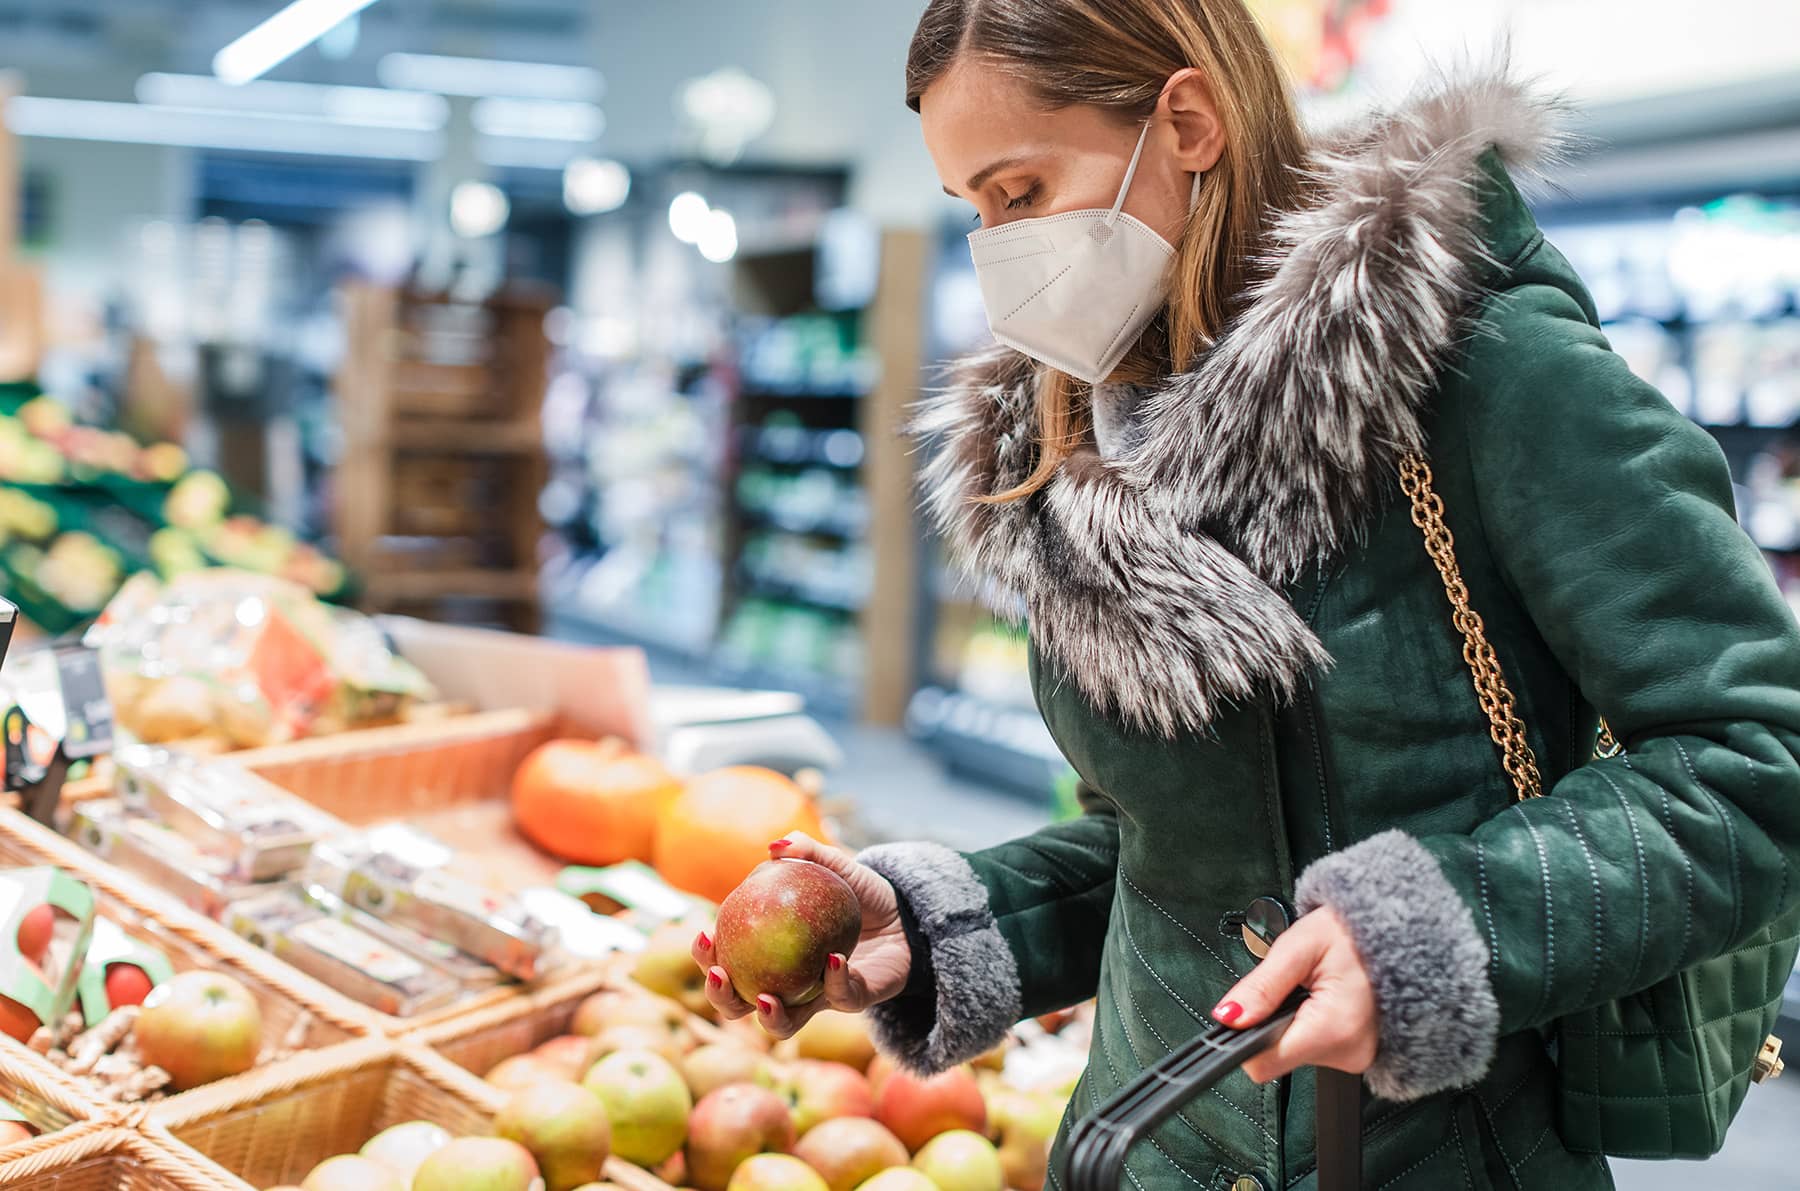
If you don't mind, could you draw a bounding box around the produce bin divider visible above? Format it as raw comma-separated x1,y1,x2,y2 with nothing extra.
0,1124,253,1191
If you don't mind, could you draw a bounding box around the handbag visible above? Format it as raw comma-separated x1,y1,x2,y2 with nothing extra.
1399,451,1795,1159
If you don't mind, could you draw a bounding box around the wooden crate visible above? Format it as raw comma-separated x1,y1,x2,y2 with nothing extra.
0,1127,250,1191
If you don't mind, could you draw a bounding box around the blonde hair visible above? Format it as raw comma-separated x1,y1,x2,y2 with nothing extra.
907,0,1310,502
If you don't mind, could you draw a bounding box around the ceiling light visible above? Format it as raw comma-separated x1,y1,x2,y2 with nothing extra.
564,158,631,216
668,192,711,244
451,181,510,239
5,95,441,160
679,68,775,163
477,137,583,172
137,73,445,129
698,209,739,264
471,97,604,142
378,53,603,102
213,0,383,86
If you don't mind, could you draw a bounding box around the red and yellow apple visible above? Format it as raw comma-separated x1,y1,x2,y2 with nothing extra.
496,1078,613,1191
793,1118,908,1191
875,1067,986,1153
989,1091,1064,1191
299,1155,403,1191
683,1044,778,1100
634,922,714,1017
536,1035,600,1080
135,970,263,1091
686,1083,798,1191
792,1013,877,1073
411,1138,542,1191
912,1131,1003,1191
781,1061,874,1137
360,1120,453,1186
855,1171,938,1191
487,1054,567,1092
727,1154,828,1191
714,861,860,1008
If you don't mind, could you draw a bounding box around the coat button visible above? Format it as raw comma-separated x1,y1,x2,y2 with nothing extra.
1232,1176,1267,1191
1240,896,1293,960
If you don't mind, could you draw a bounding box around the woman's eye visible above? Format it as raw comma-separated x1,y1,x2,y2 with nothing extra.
1005,185,1041,211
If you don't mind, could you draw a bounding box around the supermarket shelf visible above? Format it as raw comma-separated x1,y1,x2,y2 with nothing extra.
713,656,860,718
738,571,864,613
363,567,540,602
905,685,1065,801
544,600,716,667
390,420,542,454
740,509,864,541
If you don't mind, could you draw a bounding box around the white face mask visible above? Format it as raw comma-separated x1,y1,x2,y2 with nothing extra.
967,121,1199,385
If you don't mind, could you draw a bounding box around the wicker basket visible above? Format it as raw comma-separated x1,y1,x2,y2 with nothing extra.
156,1036,675,1191
0,1037,105,1153
0,1126,250,1191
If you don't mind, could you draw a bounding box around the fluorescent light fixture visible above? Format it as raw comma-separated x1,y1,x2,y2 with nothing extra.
213,0,383,86
5,95,442,160
471,97,604,142
137,72,445,129
668,192,711,244
698,209,739,263
451,181,510,239
379,52,603,102
564,158,631,216
476,136,583,172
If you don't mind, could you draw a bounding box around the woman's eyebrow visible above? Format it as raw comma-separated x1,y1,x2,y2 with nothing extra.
944,155,1033,198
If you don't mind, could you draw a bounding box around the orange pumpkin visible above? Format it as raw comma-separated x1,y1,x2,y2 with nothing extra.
654,766,826,903
512,738,680,865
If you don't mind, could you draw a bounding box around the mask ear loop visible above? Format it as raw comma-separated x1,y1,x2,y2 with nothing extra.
1102,120,1156,230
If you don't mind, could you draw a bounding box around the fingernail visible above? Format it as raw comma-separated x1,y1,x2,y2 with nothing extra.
827,954,843,972
708,970,723,989
697,931,712,950
769,839,791,852
757,995,776,1016
1212,1001,1243,1024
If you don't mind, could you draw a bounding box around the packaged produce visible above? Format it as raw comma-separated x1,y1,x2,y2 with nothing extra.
65,798,264,918
305,825,559,981
226,887,462,1018
0,866,97,1043
111,745,342,881
87,570,435,748
75,917,173,1025
302,883,504,991
556,859,711,925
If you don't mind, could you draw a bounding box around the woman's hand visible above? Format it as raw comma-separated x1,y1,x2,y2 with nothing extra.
691,833,912,1040
1210,907,1378,1084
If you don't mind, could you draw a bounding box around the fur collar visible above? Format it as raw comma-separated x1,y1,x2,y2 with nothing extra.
916,69,1570,738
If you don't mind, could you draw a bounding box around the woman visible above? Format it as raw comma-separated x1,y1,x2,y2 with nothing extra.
695,2,1800,1187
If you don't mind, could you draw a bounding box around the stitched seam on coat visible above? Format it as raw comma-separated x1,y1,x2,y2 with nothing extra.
1117,896,1207,1021
1449,1114,1476,1191
1673,738,1743,944
1593,767,1652,989
1749,751,1793,922
1097,992,1224,1183
1512,806,1557,1023
1377,1132,1456,1190
1472,1092,1523,1187
1559,800,1606,1009
1515,1123,1554,1168
1492,1066,1535,1112
1123,1000,1281,1151
1476,843,1499,982
1642,762,1695,968
1120,871,1241,980
1306,684,1334,854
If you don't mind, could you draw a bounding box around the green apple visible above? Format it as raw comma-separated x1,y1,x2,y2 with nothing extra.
360,1120,452,1185
496,1078,612,1191
582,1049,693,1167
911,1132,1003,1191
684,1043,778,1100
411,1138,542,1191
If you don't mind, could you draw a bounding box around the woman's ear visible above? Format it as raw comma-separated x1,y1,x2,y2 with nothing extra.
1160,67,1226,174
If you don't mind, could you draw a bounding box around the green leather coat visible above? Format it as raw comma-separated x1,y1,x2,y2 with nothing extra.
858,76,1800,1191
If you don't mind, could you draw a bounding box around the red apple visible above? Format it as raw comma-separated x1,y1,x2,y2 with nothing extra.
793,1118,908,1191
572,990,690,1042
488,1054,568,1092
780,1061,874,1137
686,1083,798,1191
134,970,263,1091
105,964,155,1009
912,1130,1003,1191
412,1138,542,1191
0,1121,33,1148
727,1153,827,1191
299,1154,404,1191
495,1078,612,1191
15,905,53,966
792,1013,876,1073
865,1055,896,1097
875,1067,985,1153
583,1049,693,1167
714,861,860,1007
535,1034,600,1080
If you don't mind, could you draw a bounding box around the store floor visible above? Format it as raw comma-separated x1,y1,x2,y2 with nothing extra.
583,630,1797,1185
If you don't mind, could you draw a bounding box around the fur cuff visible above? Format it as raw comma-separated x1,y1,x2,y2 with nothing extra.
857,841,1021,1076
1296,830,1498,1101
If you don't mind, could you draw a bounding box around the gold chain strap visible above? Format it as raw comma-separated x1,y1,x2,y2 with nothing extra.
1399,452,1546,801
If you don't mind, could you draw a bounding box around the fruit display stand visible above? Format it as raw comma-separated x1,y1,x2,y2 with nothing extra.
151,1036,674,1191
0,1126,251,1191
0,1033,106,1157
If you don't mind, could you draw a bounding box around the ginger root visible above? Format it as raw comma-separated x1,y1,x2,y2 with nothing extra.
67,1007,138,1076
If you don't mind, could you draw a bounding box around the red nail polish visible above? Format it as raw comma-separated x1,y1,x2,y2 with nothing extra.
1213,1001,1243,1025
708,970,723,989
757,996,776,1015
769,839,791,851
828,954,843,972
698,931,712,950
